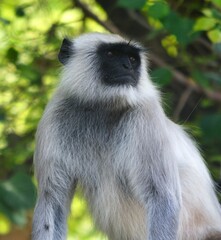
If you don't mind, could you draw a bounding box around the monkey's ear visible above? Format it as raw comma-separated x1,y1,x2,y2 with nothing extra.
58,38,74,65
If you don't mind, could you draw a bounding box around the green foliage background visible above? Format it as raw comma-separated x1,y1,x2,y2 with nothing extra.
0,0,221,239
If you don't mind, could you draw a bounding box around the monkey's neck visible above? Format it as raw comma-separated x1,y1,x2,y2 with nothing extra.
59,96,132,114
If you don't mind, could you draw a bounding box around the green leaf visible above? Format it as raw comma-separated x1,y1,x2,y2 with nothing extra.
0,214,11,234
194,17,217,31
211,8,221,19
17,64,41,84
15,7,25,17
201,114,221,142
204,71,221,85
6,47,18,63
116,0,146,9
10,210,27,226
192,70,210,88
208,29,221,43
213,43,221,53
212,0,221,7
0,199,28,226
163,11,195,45
151,67,172,86
0,108,6,121
0,172,36,210
0,201,13,221
148,2,170,19
202,9,213,17
0,17,10,25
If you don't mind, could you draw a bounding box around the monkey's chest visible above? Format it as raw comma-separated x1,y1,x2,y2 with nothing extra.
75,134,147,239
61,108,147,239
82,169,147,240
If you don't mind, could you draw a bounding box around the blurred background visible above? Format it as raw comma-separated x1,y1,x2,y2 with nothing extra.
1,0,221,239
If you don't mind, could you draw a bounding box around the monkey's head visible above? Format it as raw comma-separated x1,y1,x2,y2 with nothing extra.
57,33,158,108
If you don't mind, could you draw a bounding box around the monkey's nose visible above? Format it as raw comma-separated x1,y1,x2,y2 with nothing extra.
122,58,133,70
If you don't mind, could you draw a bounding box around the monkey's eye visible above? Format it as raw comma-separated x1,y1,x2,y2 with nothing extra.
106,49,119,57
129,55,139,66
107,51,113,56
129,56,136,63
107,51,113,57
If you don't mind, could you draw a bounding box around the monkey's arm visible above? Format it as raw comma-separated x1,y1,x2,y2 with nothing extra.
32,117,78,240
147,154,180,240
32,176,77,240
147,165,181,240
133,119,181,240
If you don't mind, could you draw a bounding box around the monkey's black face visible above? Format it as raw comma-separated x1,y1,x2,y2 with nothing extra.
97,43,141,87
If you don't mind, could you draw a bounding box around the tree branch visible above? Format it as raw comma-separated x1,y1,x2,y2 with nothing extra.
74,0,121,34
173,87,193,122
150,53,221,103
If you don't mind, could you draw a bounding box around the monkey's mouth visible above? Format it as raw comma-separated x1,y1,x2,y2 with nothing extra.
103,74,138,87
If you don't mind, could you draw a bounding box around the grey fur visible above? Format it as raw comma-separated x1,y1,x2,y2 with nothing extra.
32,33,221,240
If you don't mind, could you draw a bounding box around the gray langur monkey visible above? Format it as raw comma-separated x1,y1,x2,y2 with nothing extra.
32,33,221,240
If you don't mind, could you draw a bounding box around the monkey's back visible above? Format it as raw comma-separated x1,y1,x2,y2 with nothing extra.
167,121,221,239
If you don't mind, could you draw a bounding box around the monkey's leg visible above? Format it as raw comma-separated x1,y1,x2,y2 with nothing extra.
147,190,180,240
132,155,181,239
32,179,77,240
